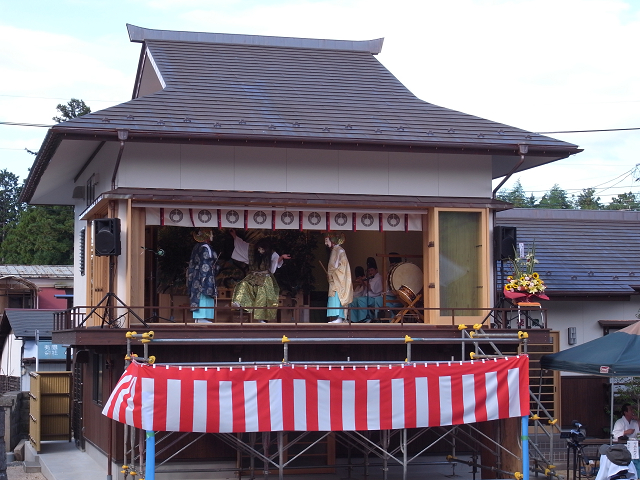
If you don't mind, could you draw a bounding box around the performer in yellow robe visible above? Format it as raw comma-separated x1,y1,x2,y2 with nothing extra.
230,230,290,322
325,232,353,323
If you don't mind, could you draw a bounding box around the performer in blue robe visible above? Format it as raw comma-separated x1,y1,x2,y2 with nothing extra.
187,228,219,322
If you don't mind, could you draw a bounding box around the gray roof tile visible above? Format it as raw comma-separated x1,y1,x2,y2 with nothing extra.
0,265,73,278
496,209,640,295
55,32,578,153
2,309,56,339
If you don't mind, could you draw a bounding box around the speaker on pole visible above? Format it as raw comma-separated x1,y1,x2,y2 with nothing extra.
94,218,121,256
495,226,517,260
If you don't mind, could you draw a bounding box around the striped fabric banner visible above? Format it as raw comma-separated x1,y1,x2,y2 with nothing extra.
102,356,529,433
144,208,423,231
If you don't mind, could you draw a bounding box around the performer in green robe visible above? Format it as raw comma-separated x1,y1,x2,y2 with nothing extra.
230,230,290,322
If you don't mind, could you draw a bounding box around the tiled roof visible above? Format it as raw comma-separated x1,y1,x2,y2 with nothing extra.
0,265,73,279
495,209,640,296
55,25,578,154
2,309,55,339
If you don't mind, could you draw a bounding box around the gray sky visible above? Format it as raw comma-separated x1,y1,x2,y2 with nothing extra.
2,0,639,202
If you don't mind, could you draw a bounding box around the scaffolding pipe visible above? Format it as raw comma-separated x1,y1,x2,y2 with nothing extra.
145,431,155,480
522,416,529,480
132,336,525,345
120,331,535,479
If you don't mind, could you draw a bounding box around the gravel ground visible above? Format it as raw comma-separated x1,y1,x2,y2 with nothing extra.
5,461,47,480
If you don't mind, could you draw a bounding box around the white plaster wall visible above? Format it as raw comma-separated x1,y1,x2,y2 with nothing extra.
545,297,640,375
116,144,492,198
0,334,22,379
118,143,182,189
116,199,129,302
548,298,640,346
74,204,88,307
22,340,37,391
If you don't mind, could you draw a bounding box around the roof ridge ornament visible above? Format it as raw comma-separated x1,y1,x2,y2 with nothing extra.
126,24,384,54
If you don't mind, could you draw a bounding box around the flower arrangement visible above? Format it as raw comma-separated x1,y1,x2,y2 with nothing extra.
503,244,549,301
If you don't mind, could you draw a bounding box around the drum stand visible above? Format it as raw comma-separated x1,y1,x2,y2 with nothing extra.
392,293,423,323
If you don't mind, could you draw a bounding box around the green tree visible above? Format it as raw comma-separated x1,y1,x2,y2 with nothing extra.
537,184,574,209
0,98,92,264
0,206,74,264
0,170,24,247
575,188,602,210
52,98,91,123
497,180,534,207
605,192,640,210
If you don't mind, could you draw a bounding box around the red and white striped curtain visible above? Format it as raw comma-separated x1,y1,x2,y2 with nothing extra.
102,356,529,433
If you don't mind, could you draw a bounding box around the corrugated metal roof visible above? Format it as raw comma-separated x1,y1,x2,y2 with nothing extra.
496,209,640,296
0,265,73,279
53,28,578,152
2,309,55,339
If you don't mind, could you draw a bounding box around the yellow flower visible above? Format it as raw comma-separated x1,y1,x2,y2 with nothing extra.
532,272,539,279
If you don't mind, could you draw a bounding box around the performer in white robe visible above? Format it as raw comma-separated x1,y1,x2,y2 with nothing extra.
325,232,353,323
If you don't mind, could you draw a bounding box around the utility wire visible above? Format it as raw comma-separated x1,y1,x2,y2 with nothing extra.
1,120,640,134
0,121,52,128
537,127,640,134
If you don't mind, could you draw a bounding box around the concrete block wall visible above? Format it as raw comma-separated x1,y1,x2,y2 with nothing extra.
0,391,29,451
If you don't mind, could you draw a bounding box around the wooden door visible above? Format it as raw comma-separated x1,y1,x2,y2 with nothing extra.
29,371,72,453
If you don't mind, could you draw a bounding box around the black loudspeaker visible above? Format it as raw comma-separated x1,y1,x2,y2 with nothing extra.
495,226,517,260
94,218,121,256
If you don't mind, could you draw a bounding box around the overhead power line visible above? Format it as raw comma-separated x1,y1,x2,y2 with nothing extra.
1,119,640,134
0,121,52,128
537,127,640,134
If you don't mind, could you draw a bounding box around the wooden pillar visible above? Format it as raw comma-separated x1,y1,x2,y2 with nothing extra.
478,417,522,479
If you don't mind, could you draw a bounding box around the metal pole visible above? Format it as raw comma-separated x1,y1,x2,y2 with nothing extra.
107,354,113,480
0,406,7,480
35,330,39,372
382,430,389,480
402,428,407,480
262,431,270,480
145,431,155,480
522,416,529,480
610,379,615,444
278,431,284,480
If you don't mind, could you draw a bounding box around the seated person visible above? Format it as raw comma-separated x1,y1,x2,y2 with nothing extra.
384,252,404,312
350,257,383,322
352,266,366,297
596,444,637,480
613,404,640,441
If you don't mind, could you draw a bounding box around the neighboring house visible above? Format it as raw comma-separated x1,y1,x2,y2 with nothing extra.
0,266,72,392
20,25,580,472
496,208,640,436
0,309,69,392
0,265,73,311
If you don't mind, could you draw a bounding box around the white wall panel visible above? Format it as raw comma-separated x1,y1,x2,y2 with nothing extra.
438,155,492,197
180,144,235,190
388,152,440,196
545,297,640,369
338,151,389,195
286,148,339,193
234,146,288,192
119,143,182,188
116,144,492,198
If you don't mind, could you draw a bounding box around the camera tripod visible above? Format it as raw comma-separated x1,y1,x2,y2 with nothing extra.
567,439,594,480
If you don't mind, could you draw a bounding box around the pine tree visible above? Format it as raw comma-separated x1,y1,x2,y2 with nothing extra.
576,188,602,210
537,184,574,209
